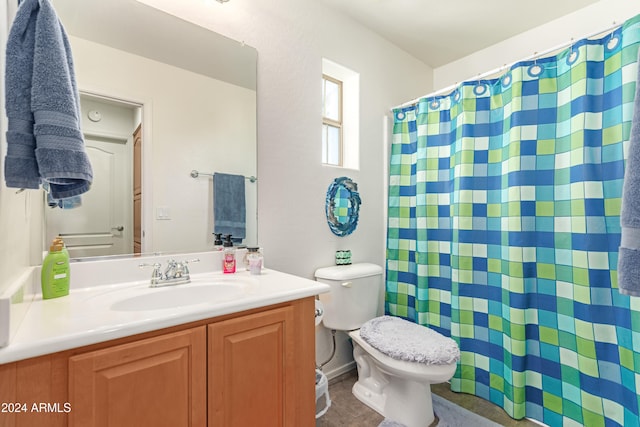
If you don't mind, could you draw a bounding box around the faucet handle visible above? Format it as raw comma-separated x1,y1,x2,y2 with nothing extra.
139,262,162,282
178,258,200,276
139,262,161,269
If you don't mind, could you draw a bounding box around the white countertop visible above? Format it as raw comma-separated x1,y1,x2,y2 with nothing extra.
0,267,329,364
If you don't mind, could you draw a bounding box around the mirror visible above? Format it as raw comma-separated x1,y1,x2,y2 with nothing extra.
325,177,361,237
45,0,257,259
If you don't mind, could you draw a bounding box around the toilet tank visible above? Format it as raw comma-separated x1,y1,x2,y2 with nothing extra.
315,263,383,331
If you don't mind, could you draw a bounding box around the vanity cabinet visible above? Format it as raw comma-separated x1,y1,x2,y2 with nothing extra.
0,298,315,427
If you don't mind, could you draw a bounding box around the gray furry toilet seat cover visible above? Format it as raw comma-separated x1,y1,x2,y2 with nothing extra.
359,316,460,365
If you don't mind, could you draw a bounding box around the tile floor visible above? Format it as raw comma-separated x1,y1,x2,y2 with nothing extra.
316,370,540,427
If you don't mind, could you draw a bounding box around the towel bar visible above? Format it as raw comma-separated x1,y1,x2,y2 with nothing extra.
190,169,257,183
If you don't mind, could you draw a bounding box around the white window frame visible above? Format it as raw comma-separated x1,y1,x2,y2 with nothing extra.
322,74,343,166
322,58,359,170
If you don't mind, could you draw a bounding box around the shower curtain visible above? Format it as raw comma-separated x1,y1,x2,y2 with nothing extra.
387,15,640,427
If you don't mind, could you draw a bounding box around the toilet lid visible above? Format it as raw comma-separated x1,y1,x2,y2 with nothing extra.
359,316,460,365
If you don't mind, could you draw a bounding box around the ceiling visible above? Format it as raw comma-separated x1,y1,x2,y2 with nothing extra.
318,0,600,67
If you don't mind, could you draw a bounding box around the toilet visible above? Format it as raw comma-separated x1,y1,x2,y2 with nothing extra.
315,263,460,427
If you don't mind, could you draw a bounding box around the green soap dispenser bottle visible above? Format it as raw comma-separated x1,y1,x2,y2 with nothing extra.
41,239,70,299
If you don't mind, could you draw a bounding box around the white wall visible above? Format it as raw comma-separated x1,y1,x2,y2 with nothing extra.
433,0,640,90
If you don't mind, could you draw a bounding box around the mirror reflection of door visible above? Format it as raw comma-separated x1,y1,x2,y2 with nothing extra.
45,93,142,258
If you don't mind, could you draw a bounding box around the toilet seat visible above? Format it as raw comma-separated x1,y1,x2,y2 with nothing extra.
349,329,458,382
359,316,460,365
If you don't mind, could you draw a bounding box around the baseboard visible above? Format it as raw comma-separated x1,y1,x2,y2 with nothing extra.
322,360,356,381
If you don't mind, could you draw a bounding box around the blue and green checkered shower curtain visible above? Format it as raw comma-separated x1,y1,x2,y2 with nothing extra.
387,15,640,427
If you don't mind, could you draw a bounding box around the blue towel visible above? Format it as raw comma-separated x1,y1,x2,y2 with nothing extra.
618,50,640,296
4,0,92,199
213,173,246,241
46,183,82,209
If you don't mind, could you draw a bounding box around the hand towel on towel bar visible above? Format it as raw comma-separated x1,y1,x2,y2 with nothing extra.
213,173,246,241
618,50,640,296
4,0,92,199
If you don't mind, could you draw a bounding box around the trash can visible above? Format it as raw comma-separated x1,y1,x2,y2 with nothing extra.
315,369,331,419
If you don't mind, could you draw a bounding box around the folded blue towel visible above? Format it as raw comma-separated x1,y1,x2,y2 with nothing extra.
4,0,92,199
213,173,246,240
618,51,640,296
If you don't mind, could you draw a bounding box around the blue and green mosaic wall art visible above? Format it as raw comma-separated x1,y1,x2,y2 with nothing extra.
387,15,640,427
326,176,361,236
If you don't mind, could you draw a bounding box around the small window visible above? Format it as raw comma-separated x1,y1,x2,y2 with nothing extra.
322,58,359,170
322,75,343,166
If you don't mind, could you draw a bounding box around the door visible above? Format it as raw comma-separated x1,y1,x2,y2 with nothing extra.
45,134,131,257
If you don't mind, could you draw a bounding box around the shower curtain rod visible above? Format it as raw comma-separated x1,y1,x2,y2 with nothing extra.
391,21,621,111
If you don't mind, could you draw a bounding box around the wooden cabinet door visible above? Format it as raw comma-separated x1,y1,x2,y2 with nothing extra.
208,306,295,427
0,354,68,427
68,327,206,427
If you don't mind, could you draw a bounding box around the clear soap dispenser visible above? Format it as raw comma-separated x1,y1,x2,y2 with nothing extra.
247,247,263,275
244,247,263,275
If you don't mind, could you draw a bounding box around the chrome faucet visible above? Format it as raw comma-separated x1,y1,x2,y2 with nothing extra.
139,258,200,287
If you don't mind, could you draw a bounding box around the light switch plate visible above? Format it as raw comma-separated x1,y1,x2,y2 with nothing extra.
155,206,171,220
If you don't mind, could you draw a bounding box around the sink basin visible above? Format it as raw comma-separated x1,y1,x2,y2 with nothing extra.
110,282,246,311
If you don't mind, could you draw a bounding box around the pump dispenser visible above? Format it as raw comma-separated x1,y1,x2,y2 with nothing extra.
213,233,224,251
222,234,236,273
54,236,69,258
247,247,263,275
41,238,70,299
